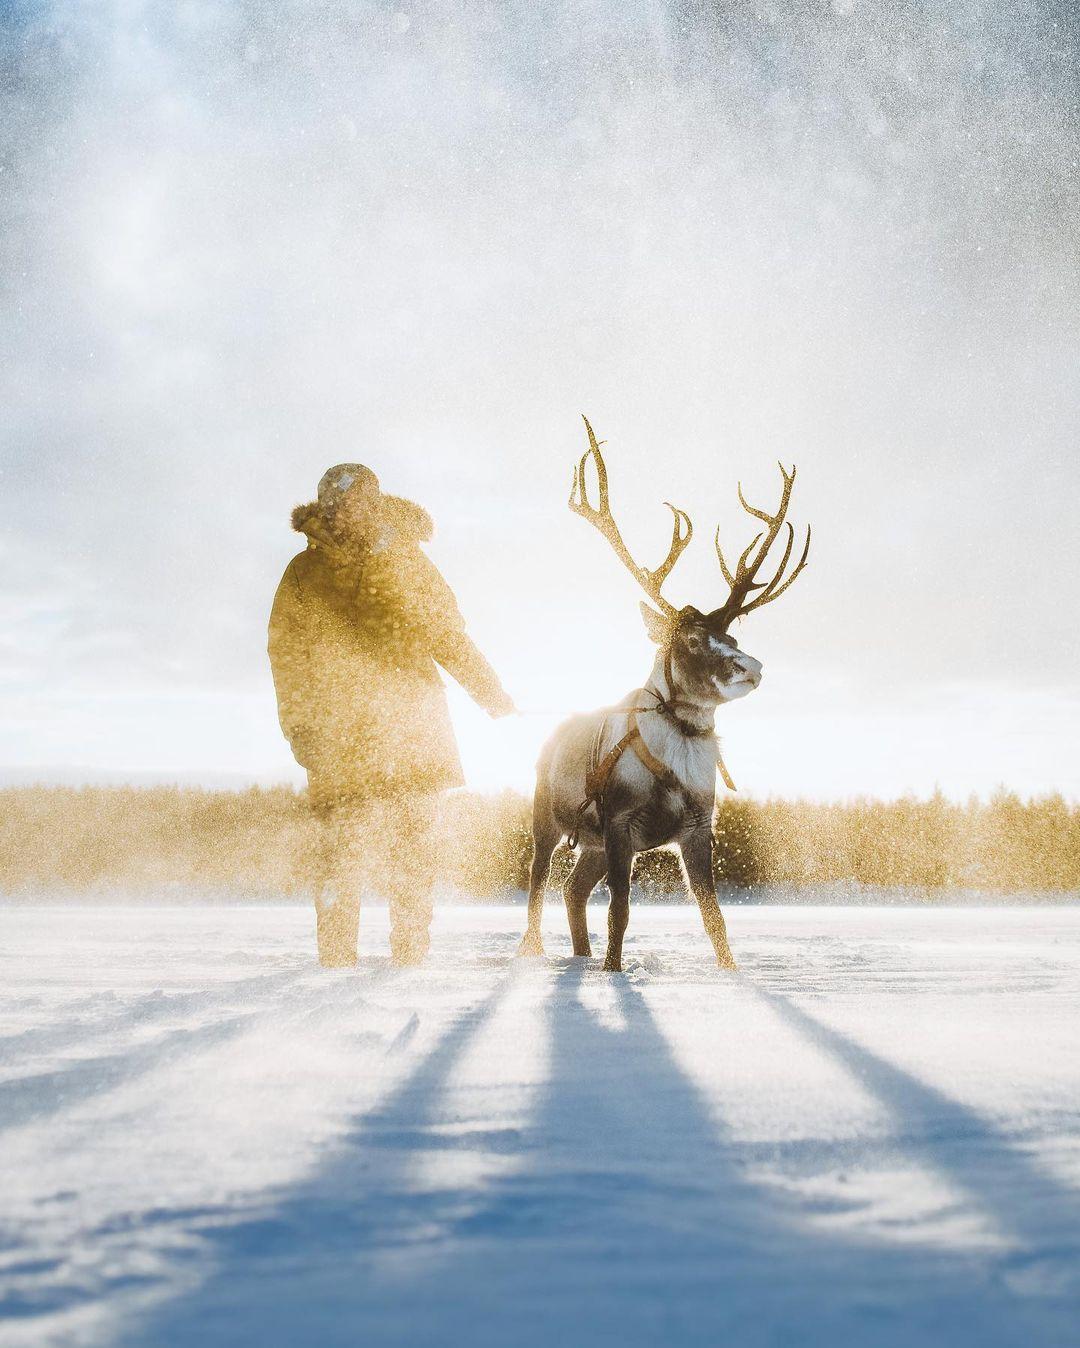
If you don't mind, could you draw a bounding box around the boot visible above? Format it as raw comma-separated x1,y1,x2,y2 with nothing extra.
316,897,359,967
389,920,430,967
388,882,433,966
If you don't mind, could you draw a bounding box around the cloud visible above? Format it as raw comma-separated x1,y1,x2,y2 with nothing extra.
2,1,1077,788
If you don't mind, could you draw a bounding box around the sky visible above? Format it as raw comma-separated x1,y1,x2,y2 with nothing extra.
1,0,1078,801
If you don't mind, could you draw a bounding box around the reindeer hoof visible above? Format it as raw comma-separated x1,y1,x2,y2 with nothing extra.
517,935,544,958
602,957,623,973
717,950,738,971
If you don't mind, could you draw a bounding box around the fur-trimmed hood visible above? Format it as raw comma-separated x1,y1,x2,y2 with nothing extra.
291,494,434,546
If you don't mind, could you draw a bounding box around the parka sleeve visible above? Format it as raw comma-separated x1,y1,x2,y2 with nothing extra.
407,550,512,714
267,563,315,741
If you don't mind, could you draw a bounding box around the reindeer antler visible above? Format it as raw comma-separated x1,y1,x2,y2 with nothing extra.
709,462,811,630
570,416,692,620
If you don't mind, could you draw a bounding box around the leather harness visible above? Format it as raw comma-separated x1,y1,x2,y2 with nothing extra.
567,648,737,850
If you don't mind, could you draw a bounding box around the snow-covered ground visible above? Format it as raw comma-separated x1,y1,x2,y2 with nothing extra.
1,903,1078,1347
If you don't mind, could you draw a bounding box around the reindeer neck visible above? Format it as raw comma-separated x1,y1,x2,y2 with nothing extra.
642,651,717,737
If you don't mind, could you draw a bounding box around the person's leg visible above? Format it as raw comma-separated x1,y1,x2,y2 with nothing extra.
383,791,439,966
307,773,363,968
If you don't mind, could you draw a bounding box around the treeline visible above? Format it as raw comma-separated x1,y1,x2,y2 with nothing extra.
1,785,1078,901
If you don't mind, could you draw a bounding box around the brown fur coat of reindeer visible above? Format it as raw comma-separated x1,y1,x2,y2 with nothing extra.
520,418,811,972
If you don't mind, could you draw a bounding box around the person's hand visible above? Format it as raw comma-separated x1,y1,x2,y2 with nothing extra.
487,689,517,720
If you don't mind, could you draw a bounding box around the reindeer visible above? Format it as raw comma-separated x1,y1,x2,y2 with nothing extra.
519,417,811,971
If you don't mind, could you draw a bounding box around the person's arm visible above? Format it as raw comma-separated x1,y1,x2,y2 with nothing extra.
267,564,318,752
407,551,515,716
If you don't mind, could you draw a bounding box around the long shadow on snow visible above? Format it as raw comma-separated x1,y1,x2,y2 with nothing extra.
0,966,425,1323
121,966,1074,1348
108,974,515,1344
0,967,309,1067
0,1016,251,1134
0,963,401,1136
752,986,1080,1276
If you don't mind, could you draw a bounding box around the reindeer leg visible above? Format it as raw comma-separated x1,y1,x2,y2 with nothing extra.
518,794,558,957
603,824,634,972
564,849,606,957
681,826,737,970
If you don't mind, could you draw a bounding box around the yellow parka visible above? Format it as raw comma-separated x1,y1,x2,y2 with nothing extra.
268,495,508,799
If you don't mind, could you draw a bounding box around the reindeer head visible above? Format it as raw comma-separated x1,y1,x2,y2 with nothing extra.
569,416,810,704
638,603,763,703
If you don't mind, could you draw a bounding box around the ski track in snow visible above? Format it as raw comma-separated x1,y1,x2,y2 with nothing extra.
0,903,1078,1346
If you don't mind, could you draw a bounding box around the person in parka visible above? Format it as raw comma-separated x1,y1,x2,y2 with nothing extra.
268,463,514,967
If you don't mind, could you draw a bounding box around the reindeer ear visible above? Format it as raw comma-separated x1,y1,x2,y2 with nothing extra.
639,602,672,645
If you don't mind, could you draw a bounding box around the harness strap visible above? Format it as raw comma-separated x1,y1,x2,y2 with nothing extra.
583,723,641,802
625,708,680,789
567,707,737,850
567,716,642,851
566,646,738,851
